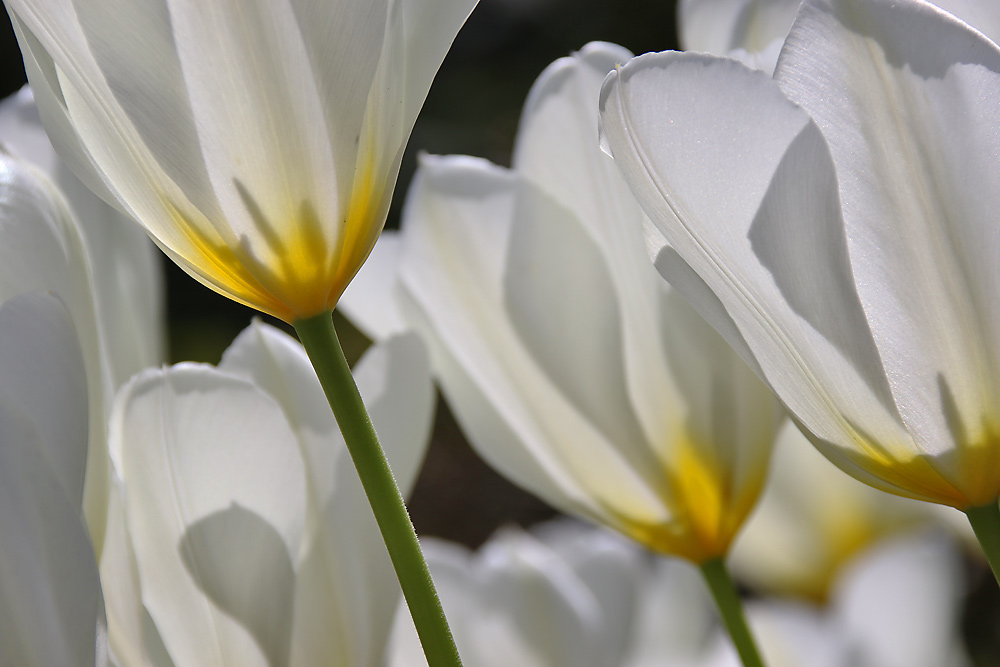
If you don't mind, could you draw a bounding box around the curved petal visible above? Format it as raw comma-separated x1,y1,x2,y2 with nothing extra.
0,86,165,386
110,365,307,667
391,529,625,667
398,154,671,529
529,521,643,663
6,0,480,323
0,149,112,545
0,291,88,508
834,533,969,667
337,230,408,341
777,0,1000,506
623,558,716,665
598,51,953,502
677,0,799,54
219,322,432,666
0,292,103,667
930,0,1000,46
398,0,480,128
512,42,689,449
731,422,943,601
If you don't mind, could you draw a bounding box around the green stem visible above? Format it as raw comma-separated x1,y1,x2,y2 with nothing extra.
294,311,462,667
700,558,766,667
965,502,1000,586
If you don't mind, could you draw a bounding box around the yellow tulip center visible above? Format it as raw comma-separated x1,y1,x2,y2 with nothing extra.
161,157,384,323
613,432,765,564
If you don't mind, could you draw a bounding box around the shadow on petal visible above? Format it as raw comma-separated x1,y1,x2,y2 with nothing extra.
180,503,295,667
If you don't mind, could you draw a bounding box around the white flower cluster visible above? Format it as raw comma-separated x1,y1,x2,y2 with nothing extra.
0,0,995,665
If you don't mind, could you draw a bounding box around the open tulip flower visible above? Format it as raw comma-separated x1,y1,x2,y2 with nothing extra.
101,322,433,667
4,0,477,322
599,0,1000,576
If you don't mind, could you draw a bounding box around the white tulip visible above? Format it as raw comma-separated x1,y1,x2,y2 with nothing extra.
4,0,478,322
103,323,434,667
600,0,1000,511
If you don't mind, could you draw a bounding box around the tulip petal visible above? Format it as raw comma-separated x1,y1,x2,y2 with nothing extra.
677,0,800,53
777,0,1000,504
512,42,690,448
110,365,307,667
5,13,118,206
530,522,642,663
931,0,1000,46
337,230,409,341
0,149,113,541
399,154,672,527
476,531,608,667
834,533,968,667
0,292,103,667
399,0,480,127
730,421,937,600
599,51,942,499
502,175,650,467
288,335,430,667
0,290,88,508
219,322,432,666
0,87,165,386
622,558,716,664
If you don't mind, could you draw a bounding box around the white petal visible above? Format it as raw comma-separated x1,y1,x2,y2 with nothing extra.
0,87,60,174
930,0,1000,46
622,558,716,665
110,365,307,667
731,421,940,599
475,530,609,667
337,230,408,341
0,150,112,543
291,334,431,666
600,51,924,498
511,42,690,449
219,322,431,666
0,291,88,508
0,293,103,667
777,0,1000,491
398,0,480,128
5,14,118,206
742,602,845,667
677,0,799,53
530,521,643,663
404,532,613,667
398,154,670,527
0,86,165,387
355,332,435,496
99,472,151,667
219,321,343,503
833,533,969,667
502,176,650,465
162,3,339,255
